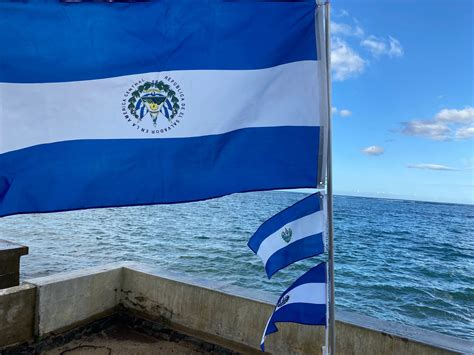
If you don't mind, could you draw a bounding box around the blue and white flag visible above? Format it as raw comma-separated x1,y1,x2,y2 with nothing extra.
261,262,327,351
0,0,328,217
248,193,325,278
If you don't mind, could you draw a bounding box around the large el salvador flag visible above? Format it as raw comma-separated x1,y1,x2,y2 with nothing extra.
248,193,325,278
0,0,328,217
261,262,327,351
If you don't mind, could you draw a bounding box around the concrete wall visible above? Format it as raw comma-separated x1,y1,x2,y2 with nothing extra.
121,264,325,354
27,264,122,336
336,311,465,355
0,263,471,354
122,263,472,355
0,284,36,348
0,240,28,289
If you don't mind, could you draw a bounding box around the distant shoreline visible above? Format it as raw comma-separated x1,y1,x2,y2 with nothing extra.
281,189,474,206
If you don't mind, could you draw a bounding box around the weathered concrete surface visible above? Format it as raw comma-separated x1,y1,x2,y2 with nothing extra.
122,263,472,355
0,284,36,347
336,312,466,355
0,240,28,289
337,310,473,355
43,325,207,355
7,263,471,354
26,264,123,336
121,265,324,354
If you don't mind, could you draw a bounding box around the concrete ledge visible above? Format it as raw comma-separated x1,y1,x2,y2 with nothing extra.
26,263,123,336
0,284,36,348
122,263,325,354
123,263,473,355
337,310,473,355
2,262,470,354
0,240,28,289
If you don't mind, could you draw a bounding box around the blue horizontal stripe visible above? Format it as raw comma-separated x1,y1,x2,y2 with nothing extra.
265,233,324,278
0,126,319,217
0,0,317,83
248,193,321,252
268,303,326,333
261,261,326,351
262,302,326,351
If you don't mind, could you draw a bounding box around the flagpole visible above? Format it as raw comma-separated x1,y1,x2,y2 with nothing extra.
323,2,336,355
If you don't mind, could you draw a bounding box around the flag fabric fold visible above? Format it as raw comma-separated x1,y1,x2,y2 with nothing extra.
260,262,327,351
248,193,325,278
0,0,328,217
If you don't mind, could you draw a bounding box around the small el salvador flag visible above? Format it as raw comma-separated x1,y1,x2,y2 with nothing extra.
260,262,327,351
248,193,325,278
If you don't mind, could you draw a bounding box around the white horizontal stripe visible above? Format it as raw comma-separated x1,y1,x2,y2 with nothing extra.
0,60,323,154
257,210,324,266
277,283,326,309
261,317,271,345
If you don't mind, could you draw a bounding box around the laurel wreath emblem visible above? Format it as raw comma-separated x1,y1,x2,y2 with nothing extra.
277,294,290,308
127,80,180,121
281,227,293,243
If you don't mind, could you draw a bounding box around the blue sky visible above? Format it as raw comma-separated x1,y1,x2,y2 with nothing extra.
328,0,473,204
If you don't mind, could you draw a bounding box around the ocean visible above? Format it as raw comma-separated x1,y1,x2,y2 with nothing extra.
0,191,472,340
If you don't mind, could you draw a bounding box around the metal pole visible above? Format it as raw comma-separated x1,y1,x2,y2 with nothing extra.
324,2,336,354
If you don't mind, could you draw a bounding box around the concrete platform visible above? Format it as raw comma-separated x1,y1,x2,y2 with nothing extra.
1,262,472,354
1,311,238,355
44,325,215,355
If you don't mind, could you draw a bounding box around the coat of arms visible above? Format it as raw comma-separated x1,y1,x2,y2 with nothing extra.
277,294,290,308
281,227,293,243
126,80,181,126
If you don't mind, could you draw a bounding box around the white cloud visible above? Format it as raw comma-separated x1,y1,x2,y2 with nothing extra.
455,126,474,140
329,13,402,81
401,107,474,141
388,37,404,57
435,107,474,124
339,109,352,117
361,36,387,56
332,22,352,36
362,145,384,156
335,9,350,18
361,35,404,58
407,164,458,171
332,107,352,117
332,22,364,38
401,120,451,141
331,39,366,81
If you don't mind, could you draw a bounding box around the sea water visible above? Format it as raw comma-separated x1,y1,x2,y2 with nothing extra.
0,191,472,340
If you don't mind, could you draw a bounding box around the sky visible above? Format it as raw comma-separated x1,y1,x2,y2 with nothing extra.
327,0,473,204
